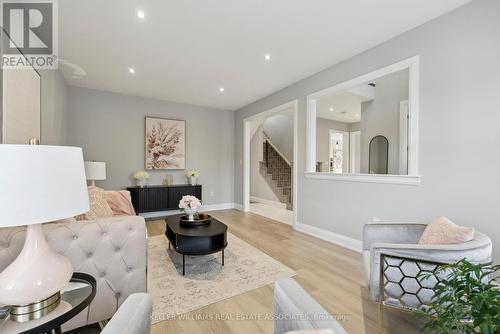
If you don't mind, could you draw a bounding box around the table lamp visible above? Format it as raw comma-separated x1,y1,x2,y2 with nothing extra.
84,161,106,186
0,144,89,321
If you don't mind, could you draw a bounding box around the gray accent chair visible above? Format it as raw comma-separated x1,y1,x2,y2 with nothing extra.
274,278,347,334
101,293,152,334
0,215,148,332
363,221,492,307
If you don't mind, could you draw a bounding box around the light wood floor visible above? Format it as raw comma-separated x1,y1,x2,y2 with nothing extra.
249,202,293,225
147,210,421,334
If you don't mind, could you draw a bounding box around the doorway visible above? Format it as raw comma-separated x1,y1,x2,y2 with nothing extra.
243,101,298,226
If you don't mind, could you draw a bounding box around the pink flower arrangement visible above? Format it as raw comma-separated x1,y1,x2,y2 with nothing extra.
178,195,202,210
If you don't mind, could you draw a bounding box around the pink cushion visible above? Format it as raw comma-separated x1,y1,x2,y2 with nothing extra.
419,217,474,245
105,190,136,216
76,186,114,221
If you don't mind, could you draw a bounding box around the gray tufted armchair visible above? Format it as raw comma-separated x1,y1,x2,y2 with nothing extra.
363,221,492,309
0,215,148,332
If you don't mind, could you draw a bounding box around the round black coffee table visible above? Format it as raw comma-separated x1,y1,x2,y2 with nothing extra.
165,215,228,275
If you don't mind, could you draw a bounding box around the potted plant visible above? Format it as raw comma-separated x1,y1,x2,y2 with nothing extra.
133,171,150,187
178,195,202,221
415,259,500,334
185,170,200,185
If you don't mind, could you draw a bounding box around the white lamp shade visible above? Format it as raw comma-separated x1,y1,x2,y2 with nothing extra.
0,145,90,227
84,161,106,181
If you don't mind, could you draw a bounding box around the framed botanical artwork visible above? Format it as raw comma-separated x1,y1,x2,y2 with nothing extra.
145,117,186,170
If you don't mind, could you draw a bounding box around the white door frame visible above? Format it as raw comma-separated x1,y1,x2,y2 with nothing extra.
399,100,409,175
349,131,361,173
243,100,298,226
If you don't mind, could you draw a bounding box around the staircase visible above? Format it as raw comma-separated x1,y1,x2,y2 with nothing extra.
259,134,293,210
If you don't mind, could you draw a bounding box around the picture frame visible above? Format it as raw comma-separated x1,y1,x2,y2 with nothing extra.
145,117,186,170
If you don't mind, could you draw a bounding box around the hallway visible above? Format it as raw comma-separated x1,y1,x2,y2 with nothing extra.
250,200,293,225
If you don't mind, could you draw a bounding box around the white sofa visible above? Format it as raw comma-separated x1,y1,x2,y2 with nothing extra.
101,293,152,334
0,215,148,332
274,278,347,334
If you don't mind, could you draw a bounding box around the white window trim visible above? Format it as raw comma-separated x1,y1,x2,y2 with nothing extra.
305,172,421,185
306,56,420,185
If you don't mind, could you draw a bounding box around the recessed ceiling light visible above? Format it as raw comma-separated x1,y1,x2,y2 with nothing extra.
329,107,334,112
264,54,271,61
128,68,135,74
219,87,225,93
355,113,360,117
136,10,145,19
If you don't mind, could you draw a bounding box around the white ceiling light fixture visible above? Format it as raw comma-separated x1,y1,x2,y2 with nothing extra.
128,67,135,74
329,107,334,112
219,87,225,93
264,54,271,61
136,10,145,19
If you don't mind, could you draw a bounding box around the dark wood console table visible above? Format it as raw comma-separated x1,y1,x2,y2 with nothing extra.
127,184,202,213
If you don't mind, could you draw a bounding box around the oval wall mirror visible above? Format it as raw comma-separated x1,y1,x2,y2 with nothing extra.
369,135,388,174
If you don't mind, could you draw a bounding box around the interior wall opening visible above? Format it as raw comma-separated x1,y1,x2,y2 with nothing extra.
243,101,298,226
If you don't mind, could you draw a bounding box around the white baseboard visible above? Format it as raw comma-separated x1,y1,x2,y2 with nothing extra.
294,222,362,253
140,203,238,219
250,196,286,209
140,206,361,253
202,203,236,211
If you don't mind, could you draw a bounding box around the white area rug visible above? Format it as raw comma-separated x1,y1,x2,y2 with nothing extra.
147,233,295,324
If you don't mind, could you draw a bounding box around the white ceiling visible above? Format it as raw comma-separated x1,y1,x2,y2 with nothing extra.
58,0,471,111
317,92,372,123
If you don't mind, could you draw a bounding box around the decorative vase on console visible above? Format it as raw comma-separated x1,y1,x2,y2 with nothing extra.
133,171,150,188
179,195,202,221
185,170,200,186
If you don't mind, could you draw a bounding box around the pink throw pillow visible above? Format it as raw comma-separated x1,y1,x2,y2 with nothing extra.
76,186,114,221
105,190,136,216
419,217,474,245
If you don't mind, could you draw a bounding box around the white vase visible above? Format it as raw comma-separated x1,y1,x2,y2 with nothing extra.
184,207,198,221
189,176,197,186
136,178,147,187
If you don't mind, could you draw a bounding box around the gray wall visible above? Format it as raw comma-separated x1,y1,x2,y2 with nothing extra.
360,69,409,174
262,113,294,162
234,0,500,259
350,122,360,132
250,126,280,202
41,69,69,145
67,86,234,206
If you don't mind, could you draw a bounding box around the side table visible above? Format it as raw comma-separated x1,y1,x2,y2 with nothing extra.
0,272,96,334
